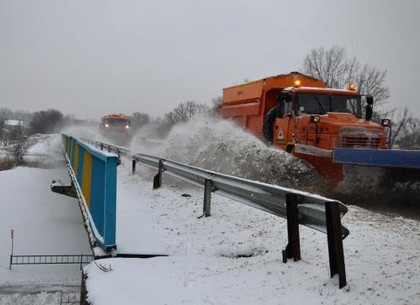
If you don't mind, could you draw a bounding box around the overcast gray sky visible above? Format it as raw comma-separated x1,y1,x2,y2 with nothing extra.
1,0,419,120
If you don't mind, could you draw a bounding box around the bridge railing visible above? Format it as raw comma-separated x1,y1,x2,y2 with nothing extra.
62,134,117,251
85,139,349,288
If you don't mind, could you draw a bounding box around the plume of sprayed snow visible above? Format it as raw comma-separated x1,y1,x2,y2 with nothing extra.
26,134,62,155
62,124,106,142
131,116,321,188
337,166,386,193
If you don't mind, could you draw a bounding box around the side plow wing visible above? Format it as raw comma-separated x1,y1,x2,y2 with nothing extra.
333,148,420,169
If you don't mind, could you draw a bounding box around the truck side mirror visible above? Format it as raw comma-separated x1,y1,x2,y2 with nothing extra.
366,105,373,121
365,95,373,121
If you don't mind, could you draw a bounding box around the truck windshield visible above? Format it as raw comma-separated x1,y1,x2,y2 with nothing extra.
296,94,361,117
106,119,129,127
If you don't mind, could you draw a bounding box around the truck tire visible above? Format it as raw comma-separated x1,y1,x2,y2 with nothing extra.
263,106,280,143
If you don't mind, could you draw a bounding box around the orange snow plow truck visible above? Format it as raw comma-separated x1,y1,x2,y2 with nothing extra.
219,72,420,182
100,114,131,137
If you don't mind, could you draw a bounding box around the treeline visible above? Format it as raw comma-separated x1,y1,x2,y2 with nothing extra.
0,99,218,142
0,108,75,140
126,99,219,138
2,97,420,149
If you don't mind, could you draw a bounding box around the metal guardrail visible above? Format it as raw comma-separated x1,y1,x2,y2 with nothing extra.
86,139,349,238
83,138,349,288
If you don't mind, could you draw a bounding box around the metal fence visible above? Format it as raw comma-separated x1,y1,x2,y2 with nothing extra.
9,254,94,270
86,139,349,237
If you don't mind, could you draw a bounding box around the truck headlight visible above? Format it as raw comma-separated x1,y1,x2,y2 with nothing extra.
310,115,320,123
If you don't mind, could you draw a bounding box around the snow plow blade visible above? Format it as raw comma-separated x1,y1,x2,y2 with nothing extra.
333,148,420,169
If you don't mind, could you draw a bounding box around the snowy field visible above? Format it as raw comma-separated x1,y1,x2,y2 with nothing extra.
1,123,420,304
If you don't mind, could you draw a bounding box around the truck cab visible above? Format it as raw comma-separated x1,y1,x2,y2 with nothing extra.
271,86,387,154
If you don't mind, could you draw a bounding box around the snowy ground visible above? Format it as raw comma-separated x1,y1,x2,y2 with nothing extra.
0,136,91,304
82,157,420,305
1,125,420,304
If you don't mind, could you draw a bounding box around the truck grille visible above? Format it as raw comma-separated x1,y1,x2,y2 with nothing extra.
337,136,380,148
337,127,381,148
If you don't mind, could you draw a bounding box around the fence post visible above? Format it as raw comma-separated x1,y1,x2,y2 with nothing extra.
203,178,212,217
325,201,347,288
153,159,164,189
10,229,14,269
282,193,301,263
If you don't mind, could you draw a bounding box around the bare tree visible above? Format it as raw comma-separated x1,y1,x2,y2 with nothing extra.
129,112,150,131
302,46,390,106
209,96,223,115
29,109,64,134
164,101,209,126
393,113,420,149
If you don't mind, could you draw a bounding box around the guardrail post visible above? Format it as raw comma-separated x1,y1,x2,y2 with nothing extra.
153,159,164,189
117,149,121,165
326,201,347,288
132,160,137,174
282,193,301,263
203,178,212,217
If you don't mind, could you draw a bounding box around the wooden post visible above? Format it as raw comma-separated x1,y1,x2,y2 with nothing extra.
203,179,212,217
132,160,137,174
153,160,164,189
326,201,347,288
282,193,301,262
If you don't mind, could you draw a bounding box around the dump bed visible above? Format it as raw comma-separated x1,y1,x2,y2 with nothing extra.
222,72,326,106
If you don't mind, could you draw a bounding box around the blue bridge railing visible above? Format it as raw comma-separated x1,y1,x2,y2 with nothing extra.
62,134,117,251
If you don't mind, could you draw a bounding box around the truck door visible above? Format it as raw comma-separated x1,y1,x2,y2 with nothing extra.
272,100,293,151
